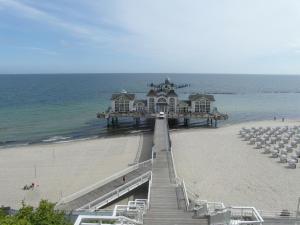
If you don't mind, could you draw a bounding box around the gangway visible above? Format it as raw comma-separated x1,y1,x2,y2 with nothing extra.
56,160,152,212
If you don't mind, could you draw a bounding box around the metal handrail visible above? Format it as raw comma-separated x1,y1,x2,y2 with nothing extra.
78,171,152,211
57,159,152,205
147,172,152,209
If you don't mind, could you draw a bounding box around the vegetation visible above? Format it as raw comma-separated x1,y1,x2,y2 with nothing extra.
0,200,72,225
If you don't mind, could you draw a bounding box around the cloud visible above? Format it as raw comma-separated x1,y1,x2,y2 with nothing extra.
0,0,120,44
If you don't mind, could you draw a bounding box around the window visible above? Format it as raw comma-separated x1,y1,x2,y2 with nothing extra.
115,97,130,112
169,98,175,112
206,101,210,113
200,100,206,113
137,103,144,112
149,98,155,113
195,101,200,112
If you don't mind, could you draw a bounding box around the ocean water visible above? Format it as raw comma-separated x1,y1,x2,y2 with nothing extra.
1,73,300,147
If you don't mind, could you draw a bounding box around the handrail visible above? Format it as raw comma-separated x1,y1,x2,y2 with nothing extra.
147,172,152,209
132,134,143,164
169,146,190,210
57,159,152,205
181,179,190,210
74,215,141,225
78,171,152,211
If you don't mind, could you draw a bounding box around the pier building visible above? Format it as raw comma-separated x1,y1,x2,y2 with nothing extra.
97,78,228,127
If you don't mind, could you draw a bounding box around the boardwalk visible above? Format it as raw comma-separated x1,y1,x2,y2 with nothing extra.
56,161,151,212
144,118,208,225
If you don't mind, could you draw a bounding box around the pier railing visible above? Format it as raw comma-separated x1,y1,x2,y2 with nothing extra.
57,159,152,205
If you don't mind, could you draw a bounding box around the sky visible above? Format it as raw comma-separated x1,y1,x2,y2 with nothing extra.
1,0,300,74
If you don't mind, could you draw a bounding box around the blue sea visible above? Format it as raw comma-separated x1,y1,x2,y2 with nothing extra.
1,73,300,147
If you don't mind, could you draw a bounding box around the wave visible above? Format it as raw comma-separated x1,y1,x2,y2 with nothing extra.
42,136,71,143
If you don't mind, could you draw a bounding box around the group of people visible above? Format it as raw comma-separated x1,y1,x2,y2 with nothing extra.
274,116,285,122
22,182,36,190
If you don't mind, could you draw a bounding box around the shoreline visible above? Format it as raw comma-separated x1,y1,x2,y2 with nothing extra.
3,117,300,149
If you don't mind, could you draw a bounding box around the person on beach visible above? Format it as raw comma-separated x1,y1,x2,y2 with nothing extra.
274,116,276,121
282,117,285,122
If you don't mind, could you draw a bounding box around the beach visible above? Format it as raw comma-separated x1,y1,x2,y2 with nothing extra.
171,120,300,211
0,135,142,209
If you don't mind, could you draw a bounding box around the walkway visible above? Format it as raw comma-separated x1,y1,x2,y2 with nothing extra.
144,118,208,225
56,161,151,212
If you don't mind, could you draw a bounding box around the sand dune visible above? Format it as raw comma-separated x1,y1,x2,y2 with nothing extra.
0,135,140,209
171,120,300,211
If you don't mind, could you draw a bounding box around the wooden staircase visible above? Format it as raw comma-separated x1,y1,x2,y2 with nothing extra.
143,118,208,225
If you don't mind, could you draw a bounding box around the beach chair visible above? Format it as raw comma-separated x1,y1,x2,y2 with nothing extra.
279,154,287,163
279,141,285,148
291,141,297,147
291,155,299,162
249,138,255,145
256,142,262,149
286,145,293,153
287,159,297,168
263,146,271,154
295,150,300,157
271,149,279,158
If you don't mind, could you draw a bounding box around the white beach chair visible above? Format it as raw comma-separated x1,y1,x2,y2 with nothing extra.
256,142,262,149
291,155,299,162
279,154,287,163
271,149,279,158
279,141,285,148
286,145,293,153
291,141,297,147
263,146,271,154
287,159,297,168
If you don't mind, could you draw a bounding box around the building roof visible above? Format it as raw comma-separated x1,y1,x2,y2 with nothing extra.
188,94,215,101
111,93,135,101
167,89,178,97
147,89,157,97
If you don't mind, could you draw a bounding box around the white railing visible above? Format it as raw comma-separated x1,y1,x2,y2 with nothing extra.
258,209,298,218
230,206,264,224
147,172,152,209
74,199,148,225
74,215,139,225
131,134,143,165
57,159,152,205
78,171,152,211
169,147,190,210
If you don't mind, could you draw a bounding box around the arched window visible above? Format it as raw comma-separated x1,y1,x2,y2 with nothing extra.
157,98,167,103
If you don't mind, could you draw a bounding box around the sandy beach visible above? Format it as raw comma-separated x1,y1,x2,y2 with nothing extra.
0,135,142,209
171,120,300,211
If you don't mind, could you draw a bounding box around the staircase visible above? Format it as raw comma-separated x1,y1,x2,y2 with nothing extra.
143,118,208,225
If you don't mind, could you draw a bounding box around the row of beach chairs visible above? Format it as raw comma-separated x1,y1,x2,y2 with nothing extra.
239,125,300,168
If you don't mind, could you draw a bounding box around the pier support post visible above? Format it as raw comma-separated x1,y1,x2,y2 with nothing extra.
112,117,115,126
207,118,209,126
107,118,110,127
215,119,218,128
